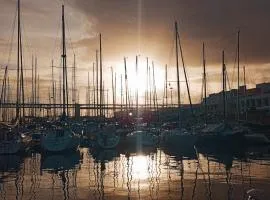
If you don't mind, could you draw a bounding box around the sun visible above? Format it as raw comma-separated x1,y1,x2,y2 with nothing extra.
114,57,165,104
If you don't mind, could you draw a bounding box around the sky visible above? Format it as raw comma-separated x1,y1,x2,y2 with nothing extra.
0,0,270,104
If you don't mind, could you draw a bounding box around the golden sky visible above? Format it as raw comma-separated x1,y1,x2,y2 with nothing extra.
0,0,270,104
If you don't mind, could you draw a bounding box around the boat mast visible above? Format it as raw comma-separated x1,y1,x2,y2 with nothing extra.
121,74,123,112
175,22,181,127
93,62,95,116
176,21,193,116
165,64,168,107
19,23,25,121
35,56,37,117
124,57,128,116
87,71,90,116
136,55,139,117
237,30,240,122
222,51,226,121
114,72,117,117
0,66,8,121
31,55,34,117
145,57,149,110
96,50,99,117
61,5,67,117
16,0,21,121
149,63,152,110
51,60,56,119
243,66,247,121
99,34,103,118
203,43,207,125
111,67,115,116
152,61,157,112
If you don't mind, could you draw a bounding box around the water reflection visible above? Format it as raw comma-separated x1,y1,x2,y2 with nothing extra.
0,145,270,199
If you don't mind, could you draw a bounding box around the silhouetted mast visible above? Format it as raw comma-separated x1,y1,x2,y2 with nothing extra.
135,56,139,116
165,64,168,107
121,74,123,112
124,57,128,115
203,43,207,124
93,62,96,116
222,51,226,121
34,56,37,117
152,61,157,112
0,66,8,121
111,67,115,116
175,21,193,116
16,0,21,121
243,66,247,121
87,71,90,116
237,30,240,122
99,34,103,117
96,50,99,116
51,60,56,118
61,5,67,117
175,22,181,127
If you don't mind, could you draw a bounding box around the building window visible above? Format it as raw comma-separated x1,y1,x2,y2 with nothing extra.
247,100,250,107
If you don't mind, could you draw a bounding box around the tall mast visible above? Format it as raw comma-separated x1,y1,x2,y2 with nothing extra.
72,54,76,105
34,56,37,117
165,64,168,107
237,30,240,122
203,43,207,124
222,51,226,121
38,74,40,117
175,22,181,128
145,57,149,110
175,22,181,108
121,74,123,112
243,66,247,121
93,62,95,116
51,60,55,118
114,72,117,116
99,34,103,117
87,71,90,116
16,0,21,121
111,67,115,116
124,57,128,115
176,21,193,115
152,61,157,112
135,56,139,116
96,50,99,116
149,64,152,110
61,4,67,117
0,66,8,121
31,55,34,117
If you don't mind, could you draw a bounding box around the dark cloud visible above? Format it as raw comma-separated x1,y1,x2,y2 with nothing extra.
1,0,270,103
70,0,270,66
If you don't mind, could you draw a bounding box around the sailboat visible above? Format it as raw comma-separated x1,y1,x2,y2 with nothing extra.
40,5,79,152
0,0,25,155
160,22,197,151
94,34,120,149
197,50,245,148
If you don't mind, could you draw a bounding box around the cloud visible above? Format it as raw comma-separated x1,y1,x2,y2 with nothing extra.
1,0,270,103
